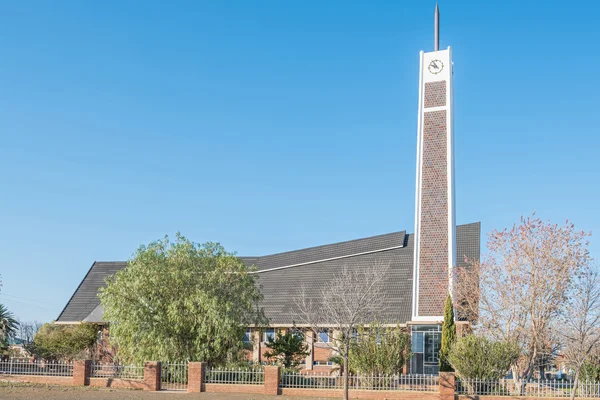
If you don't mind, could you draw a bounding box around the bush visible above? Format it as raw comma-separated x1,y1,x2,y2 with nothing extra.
348,323,411,375
448,334,520,380
263,330,309,368
26,323,97,361
581,359,600,382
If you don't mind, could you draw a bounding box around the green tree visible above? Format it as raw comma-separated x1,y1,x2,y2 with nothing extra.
99,234,265,364
439,294,456,372
348,323,412,375
26,323,97,361
580,358,600,382
448,334,520,380
263,329,309,368
0,304,19,354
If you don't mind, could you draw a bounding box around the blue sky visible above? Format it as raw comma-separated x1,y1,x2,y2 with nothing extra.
0,1,598,322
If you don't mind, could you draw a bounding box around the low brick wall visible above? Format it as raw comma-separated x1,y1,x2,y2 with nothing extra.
281,388,440,399
88,377,147,390
0,375,74,386
458,397,598,400
0,360,456,400
204,383,266,394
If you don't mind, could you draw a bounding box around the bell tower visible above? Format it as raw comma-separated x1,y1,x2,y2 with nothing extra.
412,3,456,321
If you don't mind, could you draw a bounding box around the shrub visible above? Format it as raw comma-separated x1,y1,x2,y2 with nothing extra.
448,334,520,380
263,330,309,368
26,323,97,361
348,323,411,375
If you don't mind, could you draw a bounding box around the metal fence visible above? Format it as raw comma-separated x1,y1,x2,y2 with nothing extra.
90,362,144,380
160,362,188,391
204,366,264,385
0,360,73,377
280,372,438,391
457,378,600,398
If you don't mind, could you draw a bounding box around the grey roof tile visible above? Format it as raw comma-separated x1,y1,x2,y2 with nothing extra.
57,262,126,322
56,223,480,324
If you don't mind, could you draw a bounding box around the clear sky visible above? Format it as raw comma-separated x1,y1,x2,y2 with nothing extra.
1,1,598,323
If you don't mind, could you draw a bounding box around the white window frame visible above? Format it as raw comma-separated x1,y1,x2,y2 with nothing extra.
318,330,330,343
264,328,276,342
243,328,252,343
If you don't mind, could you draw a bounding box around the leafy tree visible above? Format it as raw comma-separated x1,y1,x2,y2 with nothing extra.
439,294,456,372
26,323,97,361
348,323,411,375
0,304,19,354
99,234,265,364
448,334,520,380
263,329,309,368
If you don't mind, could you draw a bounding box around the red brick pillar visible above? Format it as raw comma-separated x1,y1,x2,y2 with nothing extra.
72,360,91,386
439,371,455,400
144,361,161,391
188,362,206,393
264,365,280,395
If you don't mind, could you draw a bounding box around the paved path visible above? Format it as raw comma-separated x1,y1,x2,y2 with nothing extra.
0,383,334,400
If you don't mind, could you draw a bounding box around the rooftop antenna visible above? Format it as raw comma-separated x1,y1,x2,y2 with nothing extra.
434,3,440,51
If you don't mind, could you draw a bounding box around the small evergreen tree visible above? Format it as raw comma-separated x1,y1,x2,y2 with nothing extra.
439,294,456,372
263,329,309,368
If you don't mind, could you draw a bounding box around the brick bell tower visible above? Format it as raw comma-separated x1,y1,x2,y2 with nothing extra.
412,3,456,322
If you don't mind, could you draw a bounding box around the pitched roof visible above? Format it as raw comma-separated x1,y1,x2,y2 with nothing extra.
57,261,126,322
56,222,480,324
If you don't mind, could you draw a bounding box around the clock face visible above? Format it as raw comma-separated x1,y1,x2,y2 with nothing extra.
428,59,444,74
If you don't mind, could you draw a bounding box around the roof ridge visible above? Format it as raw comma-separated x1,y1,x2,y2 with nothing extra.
252,230,407,260
252,243,406,274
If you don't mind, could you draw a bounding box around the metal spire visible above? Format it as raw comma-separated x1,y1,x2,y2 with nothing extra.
434,3,440,51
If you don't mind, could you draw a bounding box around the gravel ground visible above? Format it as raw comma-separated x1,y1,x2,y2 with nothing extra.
0,382,335,400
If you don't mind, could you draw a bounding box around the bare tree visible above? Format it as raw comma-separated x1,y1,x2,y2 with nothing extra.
293,262,389,400
455,214,591,393
17,321,42,344
556,266,600,400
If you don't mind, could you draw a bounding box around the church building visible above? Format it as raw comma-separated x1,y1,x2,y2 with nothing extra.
56,6,480,375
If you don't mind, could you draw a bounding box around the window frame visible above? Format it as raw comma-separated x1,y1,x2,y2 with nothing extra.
318,330,330,343
243,328,252,343
264,328,276,342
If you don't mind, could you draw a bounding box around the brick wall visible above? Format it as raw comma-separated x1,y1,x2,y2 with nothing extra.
281,388,440,399
88,377,150,390
204,383,266,394
0,375,74,386
93,325,117,362
418,103,449,317
0,360,160,391
313,344,333,362
457,397,599,400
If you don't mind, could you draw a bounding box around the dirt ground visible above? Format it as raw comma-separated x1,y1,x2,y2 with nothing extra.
0,382,336,400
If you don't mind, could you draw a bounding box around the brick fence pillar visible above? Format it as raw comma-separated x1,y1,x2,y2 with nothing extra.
439,371,455,400
144,361,161,391
188,362,206,393
264,365,280,395
72,360,91,386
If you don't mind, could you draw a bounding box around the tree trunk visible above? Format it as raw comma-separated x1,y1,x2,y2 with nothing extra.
512,366,525,396
570,369,580,400
344,343,350,400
